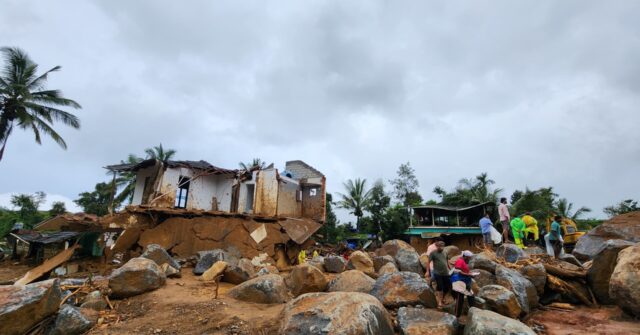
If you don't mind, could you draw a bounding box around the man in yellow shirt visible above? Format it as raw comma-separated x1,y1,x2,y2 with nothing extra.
522,212,539,246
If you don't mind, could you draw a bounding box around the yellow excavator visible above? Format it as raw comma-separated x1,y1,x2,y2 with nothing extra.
545,216,585,252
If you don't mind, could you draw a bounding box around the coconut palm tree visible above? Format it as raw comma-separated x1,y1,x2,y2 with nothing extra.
0,47,81,161
114,154,144,204
555,198,591,220
239,158,266,171
458,172,503,204
337,178,373,228
144,143,176,162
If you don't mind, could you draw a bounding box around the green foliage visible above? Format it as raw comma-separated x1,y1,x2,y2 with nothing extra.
434,172,502,206
603,199,639,218
380,205,410,241
0,207,19,237
10,191,47,229
575,219,603,231
510,187,556,221
239,158,267,171
144,143,176,162
363,180,390,235
49,201,67,216
74,182,118,216
337,178,372,227
316,193,354,243
0,47,81,161
389,162,421,206
114,154,144,204
555,198,591,220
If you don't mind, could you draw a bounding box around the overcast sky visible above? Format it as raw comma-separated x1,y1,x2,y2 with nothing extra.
1,0,639,221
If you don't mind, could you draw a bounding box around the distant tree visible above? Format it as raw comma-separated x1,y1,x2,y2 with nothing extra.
0,47,81,161
10,191,46,228
74,182,118,216
317,193,340,243
0,207,19,237
435,173,501,206
239,158,266,171
144,143,176,162
381,205,410,241
338,178,372,229
511,187,557,220
389,162,421,206
554,198,591,221
49,201,67,216
603,199,639,218
364,180,391,236
113,154,144,204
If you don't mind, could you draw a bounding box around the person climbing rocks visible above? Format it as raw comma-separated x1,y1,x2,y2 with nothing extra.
429,241,452,308
498,197,511,243
510,216,526,249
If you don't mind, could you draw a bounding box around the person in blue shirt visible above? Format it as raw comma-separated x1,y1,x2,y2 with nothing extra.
549,215,563,258
479,213,494,250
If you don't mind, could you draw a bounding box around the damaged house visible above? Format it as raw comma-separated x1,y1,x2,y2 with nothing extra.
102,159,327,266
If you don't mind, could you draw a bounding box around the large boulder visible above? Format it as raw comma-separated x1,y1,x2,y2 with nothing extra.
496,244,525,263
193,249,239,275
586,239,635,304
347,251,375,276
222,258,256,284
609,244,640,316
443,245,461,259
307,256,325,272
0,279,62,335
573,212,640,261
287,263,328,296
478,285,522,319
109,257,166,298
419,253,429,271
328,270,375,293
79,290,107,311
495,265,538,314
464,307,535,335
519,263,546,295
141,244,181,277
378,240,422,274
47,305,94,335
523,246,546,257
324,255,347,273
373,255,396,272
280,292,394,335
469,252,498,274
397,307,458,335
473,269,496,289
370,272,437,308
228,274,290,304
202,261,227,281
378,262,399,276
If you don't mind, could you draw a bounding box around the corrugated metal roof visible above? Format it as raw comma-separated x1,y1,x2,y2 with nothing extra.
410,202,494,212
105,159,237,175
11,231,80,244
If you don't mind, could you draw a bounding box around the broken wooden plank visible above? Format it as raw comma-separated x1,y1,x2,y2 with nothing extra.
15,245,80,286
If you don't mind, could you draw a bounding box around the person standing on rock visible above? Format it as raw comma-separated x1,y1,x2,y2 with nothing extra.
424,237,443,284
498,197,511,243
549,215,563,258
479,213,494,250
429,241,452,308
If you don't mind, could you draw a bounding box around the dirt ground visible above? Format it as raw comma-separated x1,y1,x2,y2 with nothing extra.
528,305,640,335
0,261,31,284
87,270,286,335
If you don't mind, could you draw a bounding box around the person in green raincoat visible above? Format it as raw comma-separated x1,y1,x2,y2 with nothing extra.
510,217,526,248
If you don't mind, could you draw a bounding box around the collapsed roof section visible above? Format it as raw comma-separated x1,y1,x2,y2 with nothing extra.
105,159,237,175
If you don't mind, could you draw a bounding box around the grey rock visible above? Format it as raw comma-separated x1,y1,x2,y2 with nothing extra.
396,248,423,274
193,249,239,275
519,263,546,295
0,279,62,335
327,270,375,293
473,269,496,288
280,292,394,335
478,285,522,319
496,265,538,314
109,257,166,298
373,255,396,272
228,274,290,304
47,305,94,335
609,244,640,317
470,252,498,274
397,307,458,335
324,255,347,273
223,258,256,285
370,271,437,308
307,256,325,272
496,244,525,263
80,291,107,311
141,244,181,272
573,218,640,261
464,307,535,335
587,239,635,304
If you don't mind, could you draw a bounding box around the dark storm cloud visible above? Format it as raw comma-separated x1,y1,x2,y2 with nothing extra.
1,0,638,219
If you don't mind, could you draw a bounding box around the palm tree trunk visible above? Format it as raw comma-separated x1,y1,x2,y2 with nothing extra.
0,124,13,162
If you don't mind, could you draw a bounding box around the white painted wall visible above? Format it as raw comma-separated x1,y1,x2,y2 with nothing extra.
238,171,258,213
131,166,159,205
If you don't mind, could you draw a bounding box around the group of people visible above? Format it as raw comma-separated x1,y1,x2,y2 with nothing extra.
423,238,476,316
480,197,564,258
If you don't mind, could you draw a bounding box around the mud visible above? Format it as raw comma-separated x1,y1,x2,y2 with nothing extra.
529,305,640,335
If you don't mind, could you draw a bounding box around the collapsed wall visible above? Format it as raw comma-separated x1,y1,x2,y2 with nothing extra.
104,207,322,265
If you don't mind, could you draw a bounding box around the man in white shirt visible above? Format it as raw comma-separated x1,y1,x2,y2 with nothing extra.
498,197,511,243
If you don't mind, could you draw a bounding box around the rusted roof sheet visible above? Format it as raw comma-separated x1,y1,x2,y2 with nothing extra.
35,213,100,232
11,231,80,244
105,159,237,175
278,217,322,244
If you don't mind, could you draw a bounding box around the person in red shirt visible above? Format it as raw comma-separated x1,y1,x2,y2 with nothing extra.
451,250,476,317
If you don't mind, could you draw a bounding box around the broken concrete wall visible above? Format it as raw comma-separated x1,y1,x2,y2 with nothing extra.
301,177,326,222
277,176,302,218
132,165,160,205
255,169,278,217
237,172,257,214
187,174,234,211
